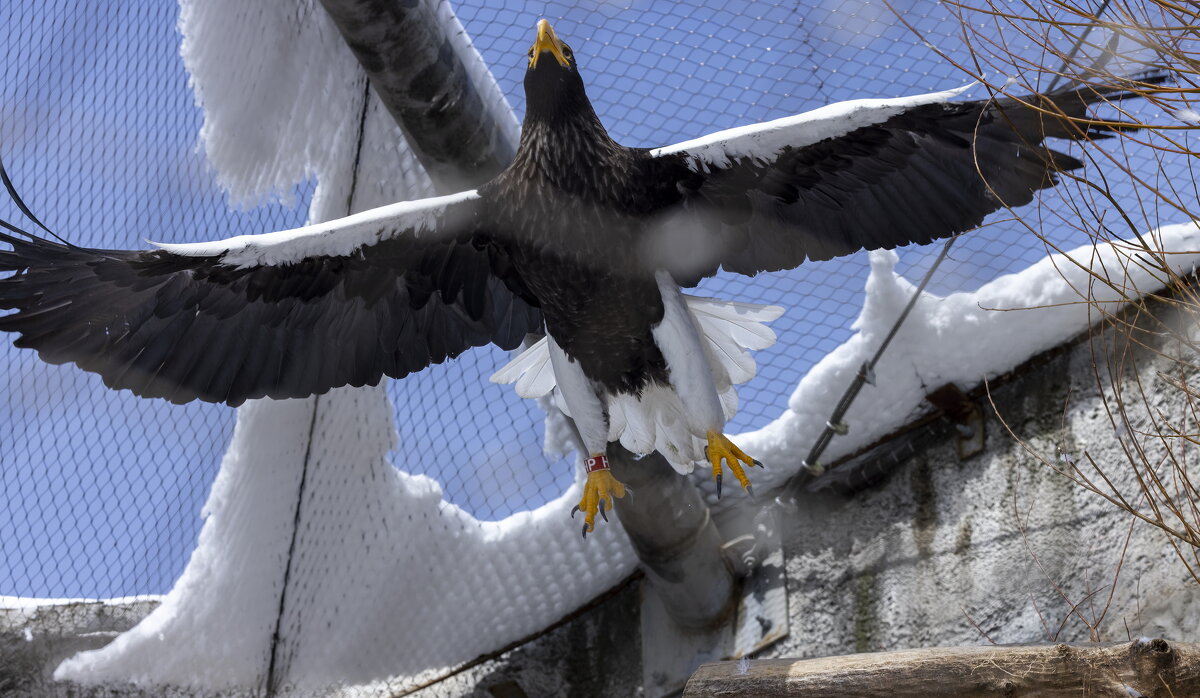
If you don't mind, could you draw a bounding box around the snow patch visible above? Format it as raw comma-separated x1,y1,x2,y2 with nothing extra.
705,221,1200,505
175,0,366,209
1175,108,1200,125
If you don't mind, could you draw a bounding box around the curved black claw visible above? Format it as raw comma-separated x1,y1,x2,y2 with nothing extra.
571,504,580,519
582,523,589,539
598,500,608,522
752,459,765,469
715,472,723,499
745,484,756,501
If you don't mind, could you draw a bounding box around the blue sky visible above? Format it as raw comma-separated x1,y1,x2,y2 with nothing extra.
0,1,1165,598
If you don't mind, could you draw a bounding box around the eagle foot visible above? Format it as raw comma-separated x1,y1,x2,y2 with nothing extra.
574,460,626,538
706,430,761,499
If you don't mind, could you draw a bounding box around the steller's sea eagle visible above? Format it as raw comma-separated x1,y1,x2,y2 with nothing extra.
0,20,1160,534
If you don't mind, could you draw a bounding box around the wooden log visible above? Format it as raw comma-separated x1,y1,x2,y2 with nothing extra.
684,640,1200,697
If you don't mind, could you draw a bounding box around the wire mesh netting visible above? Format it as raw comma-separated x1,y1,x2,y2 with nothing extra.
0,0,1190,688
0,4,319,599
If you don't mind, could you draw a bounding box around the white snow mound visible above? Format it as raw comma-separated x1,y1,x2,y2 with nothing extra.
709,222,1200,506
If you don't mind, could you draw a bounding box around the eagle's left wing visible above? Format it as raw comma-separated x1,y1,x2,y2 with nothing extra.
643,81,1156,285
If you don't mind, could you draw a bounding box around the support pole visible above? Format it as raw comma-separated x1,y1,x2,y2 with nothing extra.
317,0,517,192
685,640,1200,697
609,447,736,630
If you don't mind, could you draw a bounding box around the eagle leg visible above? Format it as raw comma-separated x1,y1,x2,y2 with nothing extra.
546,334,627,536
705,430,762,499
573,458,626,537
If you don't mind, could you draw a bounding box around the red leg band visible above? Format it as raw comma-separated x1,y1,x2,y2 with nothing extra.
584,454,609,473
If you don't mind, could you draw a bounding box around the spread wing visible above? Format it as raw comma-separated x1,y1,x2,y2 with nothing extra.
644,81,1156,284
0,190,542,406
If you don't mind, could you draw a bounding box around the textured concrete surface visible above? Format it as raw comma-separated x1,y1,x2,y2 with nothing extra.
10,294,1199,696
1,598,160,696
403,579,644,698
776,341,1199,660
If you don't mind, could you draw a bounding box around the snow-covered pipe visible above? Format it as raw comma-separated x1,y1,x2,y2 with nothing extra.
317,0,519,191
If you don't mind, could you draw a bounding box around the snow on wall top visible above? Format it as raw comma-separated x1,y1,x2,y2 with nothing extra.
707,221,1200,507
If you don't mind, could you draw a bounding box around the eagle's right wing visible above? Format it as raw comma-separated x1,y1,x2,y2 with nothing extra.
0,189,542,405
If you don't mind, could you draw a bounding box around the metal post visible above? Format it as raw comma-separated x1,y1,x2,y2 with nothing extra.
609,447,737,629
317,0,517,192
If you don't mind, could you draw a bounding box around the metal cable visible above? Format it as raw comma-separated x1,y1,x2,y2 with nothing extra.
801,237,957,475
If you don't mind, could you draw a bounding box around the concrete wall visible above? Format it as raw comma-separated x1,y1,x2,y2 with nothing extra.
2,599,160,696
9,293,1199,696
778,331,1199,659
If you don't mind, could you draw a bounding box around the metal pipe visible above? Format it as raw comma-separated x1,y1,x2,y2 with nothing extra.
610,447,737,630
317,0,517,192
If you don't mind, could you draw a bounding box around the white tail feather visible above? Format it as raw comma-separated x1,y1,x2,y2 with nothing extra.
719,385,738,419
688,297,783,350
610,384,706,473
611,391,657,455
550,386,571,418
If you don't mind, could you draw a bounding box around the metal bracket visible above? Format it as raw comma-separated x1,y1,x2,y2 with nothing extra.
725,506,789,659
925,383,985,460
640,504,789,697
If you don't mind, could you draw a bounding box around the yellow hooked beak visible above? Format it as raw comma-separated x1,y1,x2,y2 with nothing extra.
529,19,570,69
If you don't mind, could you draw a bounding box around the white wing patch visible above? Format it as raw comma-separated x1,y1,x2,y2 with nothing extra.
152,189,480,268
489,295,784,472
650,85,973,170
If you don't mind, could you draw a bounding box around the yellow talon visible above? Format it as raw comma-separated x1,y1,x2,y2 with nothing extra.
575,467,626,537
706,430,761,499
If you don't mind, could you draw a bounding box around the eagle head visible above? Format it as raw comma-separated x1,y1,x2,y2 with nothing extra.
523,20,588,121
